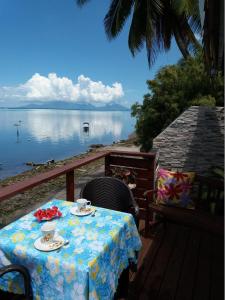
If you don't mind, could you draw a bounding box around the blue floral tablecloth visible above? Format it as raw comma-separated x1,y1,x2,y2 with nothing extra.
0,199,142,300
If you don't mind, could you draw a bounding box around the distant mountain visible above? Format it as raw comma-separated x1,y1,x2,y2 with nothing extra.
16,101,129,111
96,103,129,111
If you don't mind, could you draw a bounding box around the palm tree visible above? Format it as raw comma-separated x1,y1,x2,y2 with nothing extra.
202,0,224,74
76,0,201,67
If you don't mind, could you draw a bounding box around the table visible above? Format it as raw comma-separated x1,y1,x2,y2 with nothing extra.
0,199,142,300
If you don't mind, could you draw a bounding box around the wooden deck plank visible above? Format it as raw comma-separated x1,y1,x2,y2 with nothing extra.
149,203,224,236
130,220,153,282
210,236,224,300
129,222,223,300
129,226,165,299
158,225,190,300
193,231,212,300
139,223,179,300
175,229,202,300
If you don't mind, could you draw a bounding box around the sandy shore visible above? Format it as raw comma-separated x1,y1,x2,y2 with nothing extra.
0,138,139,227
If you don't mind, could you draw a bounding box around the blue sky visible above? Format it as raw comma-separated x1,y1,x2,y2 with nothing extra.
0,0,181,107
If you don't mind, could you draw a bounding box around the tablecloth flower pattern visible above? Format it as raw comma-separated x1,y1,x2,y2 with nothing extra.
0,199,142,300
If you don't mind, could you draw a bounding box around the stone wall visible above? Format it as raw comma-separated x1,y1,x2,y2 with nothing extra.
152,106,224,175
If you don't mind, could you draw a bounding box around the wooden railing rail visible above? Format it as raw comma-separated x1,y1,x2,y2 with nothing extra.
108,150,156,158
0,151,108,203
0,150,157,204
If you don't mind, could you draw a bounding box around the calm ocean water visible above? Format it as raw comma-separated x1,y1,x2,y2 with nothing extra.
0,109,135,180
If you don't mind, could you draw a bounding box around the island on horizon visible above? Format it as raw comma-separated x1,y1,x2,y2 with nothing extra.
3,101,130,111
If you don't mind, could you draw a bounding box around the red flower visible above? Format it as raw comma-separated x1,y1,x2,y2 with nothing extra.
173,172,188,182
158,169,170,180
165,183,182,200
157,188,167,200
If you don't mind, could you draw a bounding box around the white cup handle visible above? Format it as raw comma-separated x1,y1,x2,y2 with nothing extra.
87,201,91,207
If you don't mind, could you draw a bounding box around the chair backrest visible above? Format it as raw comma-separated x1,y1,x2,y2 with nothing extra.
0,264,32,300
80,177,134,213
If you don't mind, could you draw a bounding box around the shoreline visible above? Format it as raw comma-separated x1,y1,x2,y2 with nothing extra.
0,137,138,227
0,143,109,182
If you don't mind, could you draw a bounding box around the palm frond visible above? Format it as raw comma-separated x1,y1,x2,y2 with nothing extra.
128,0,146,55
146,36,163,68
76,0,209,69
159,1,174,50
184,17,202,48
146,1,158,66
203,0,224,73
128,0,165,66
171,0,199,16
146,0,153,50
189,15,201,33
148,0,164,15
76,0,91,7
104,0,134,39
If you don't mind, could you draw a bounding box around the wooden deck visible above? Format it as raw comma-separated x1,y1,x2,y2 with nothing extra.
0,148,223,300
129,222,224,300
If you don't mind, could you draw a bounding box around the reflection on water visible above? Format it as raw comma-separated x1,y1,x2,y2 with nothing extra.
27,110,123,143
0,109,134,179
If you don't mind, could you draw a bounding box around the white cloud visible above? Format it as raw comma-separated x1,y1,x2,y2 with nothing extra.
0,73,124,104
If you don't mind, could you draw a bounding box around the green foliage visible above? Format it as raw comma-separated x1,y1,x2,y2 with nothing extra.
131,55,224,151
208,166,224,180
190,95,216,106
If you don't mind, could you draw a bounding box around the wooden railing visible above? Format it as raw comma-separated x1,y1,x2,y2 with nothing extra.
0,151,108,203
105,151,157,226
0,151,157,206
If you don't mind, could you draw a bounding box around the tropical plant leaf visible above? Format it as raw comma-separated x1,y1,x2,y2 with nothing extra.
128,0,165,66
128,0,147,55
172,0,199,16
159,1,174,50
209,167,224,179
146,1,160,66
104,0,134,39
76,0,206,68
76,0,91,7
189,15,201,34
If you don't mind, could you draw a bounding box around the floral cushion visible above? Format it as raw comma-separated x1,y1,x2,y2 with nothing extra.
156,168,195,208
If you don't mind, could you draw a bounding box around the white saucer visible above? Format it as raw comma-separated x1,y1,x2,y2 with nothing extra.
70,206,94,216
34,235,64,252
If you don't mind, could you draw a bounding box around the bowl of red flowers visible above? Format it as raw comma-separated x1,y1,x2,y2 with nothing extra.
34,206,62,222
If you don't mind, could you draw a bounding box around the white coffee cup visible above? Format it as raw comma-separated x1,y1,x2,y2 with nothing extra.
76,198,91,212
41,221,56,243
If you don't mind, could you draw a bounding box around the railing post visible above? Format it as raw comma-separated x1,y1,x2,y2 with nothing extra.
105,154,111,176
66,170,75,202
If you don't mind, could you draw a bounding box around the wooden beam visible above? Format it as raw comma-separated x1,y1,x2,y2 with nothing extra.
105,155,111,176
66,171,75,202
109,150,156,158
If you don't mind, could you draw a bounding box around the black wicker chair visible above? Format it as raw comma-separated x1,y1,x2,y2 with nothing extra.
80,177,140,299
80,176,139,226
0,264,32,300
